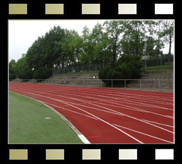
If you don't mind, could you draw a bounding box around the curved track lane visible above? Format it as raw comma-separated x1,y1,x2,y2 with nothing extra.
9,82,174,144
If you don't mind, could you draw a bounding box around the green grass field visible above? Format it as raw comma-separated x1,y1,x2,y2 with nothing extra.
9,91,83,144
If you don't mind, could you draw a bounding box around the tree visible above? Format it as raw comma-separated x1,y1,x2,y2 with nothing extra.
16,56,33,80
71,31,83,64
103,21,124,62
43,26,66,69
146,36,157,58
9,59,17,80
146,20,165,65
26,36,46,70
121,21,146,56
90,22,112,65
160,20,174,62
79,26,93,65
26,26,67,71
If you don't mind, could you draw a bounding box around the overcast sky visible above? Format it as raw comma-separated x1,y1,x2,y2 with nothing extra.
9,20,174,62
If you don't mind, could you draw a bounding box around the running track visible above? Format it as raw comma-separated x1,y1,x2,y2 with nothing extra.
9,82,174,144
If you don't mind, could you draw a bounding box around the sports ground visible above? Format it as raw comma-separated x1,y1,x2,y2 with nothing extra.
9,82,174,144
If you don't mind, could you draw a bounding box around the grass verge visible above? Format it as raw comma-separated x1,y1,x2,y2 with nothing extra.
9,91,83,144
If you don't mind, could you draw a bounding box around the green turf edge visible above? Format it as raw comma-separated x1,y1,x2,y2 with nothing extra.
9,91,83,144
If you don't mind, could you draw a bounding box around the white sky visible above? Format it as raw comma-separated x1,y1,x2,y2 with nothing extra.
8,20,174,62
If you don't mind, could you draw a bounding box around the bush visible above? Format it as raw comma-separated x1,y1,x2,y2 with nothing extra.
18,69,33,81
33,67,52,82
9,73,17,81
99,55,144,87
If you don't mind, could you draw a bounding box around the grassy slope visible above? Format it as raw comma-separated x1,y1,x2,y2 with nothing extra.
51,65,173,78
9,92,83,144
145,65,173,71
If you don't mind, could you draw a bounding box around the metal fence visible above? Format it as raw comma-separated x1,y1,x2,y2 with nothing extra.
52,56,173,75
52,63,108,74
10,78,173,90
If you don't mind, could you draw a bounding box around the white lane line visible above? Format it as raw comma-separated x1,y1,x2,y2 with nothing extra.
113,124,173,144
36,86,173,112
63,99,173,134
45,102,98,120
53,96,174,134
55,87,173,104
9,90,91,144
73,90,173,109
78,135,90,144
14,87,173,119
54,95,173,121
11,89,143,144
45,97,173,134
31,86,174,107
10,84,173,105
47,89,173,111
10,88,173,134
93,100,173,118
9,84,173,110
72,99,174,134
56,100,144,144
96,94,173,110
142,119,174,128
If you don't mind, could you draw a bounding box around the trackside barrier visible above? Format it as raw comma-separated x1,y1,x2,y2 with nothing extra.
10,78,173,90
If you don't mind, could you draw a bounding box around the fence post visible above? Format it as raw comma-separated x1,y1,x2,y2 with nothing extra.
140,80,142,89
111,80,113,88
124,80,126,88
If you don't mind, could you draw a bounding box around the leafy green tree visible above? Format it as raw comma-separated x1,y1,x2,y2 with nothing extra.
121,21,146,56
16,56,33,80
12,20,174,79
9,59,17,80
103,21,124,62
90,22,111,65
148,20,165,65
145,36,157,58
79,26,93,65
72,32,83,63
26,36,46,70
160,20,174,62
57,30,81,69
26,26,66,71
43,26,66,69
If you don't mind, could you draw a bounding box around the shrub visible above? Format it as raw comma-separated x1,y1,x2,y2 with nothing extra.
33,67,52,82
9,73,17,81
99,55,144,87
18,69,33,81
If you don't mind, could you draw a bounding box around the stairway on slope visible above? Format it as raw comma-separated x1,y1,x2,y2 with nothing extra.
48,72,102,87
127,71,173,90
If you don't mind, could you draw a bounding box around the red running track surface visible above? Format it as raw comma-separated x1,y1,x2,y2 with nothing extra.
9,82,174,144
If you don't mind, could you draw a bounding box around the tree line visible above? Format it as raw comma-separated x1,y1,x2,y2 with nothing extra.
9,20,174,80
